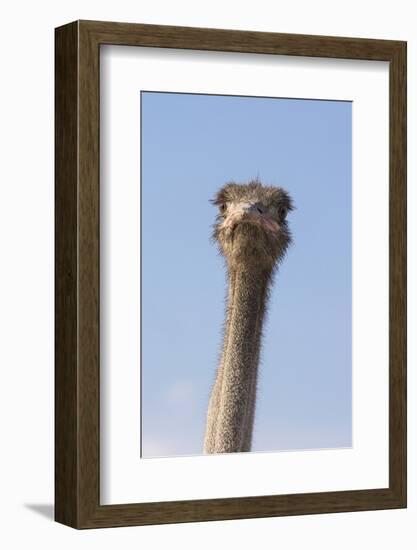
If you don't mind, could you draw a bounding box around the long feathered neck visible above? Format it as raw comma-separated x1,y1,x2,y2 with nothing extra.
204,261,273,453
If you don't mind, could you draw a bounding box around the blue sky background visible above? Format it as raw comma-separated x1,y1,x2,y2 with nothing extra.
141,91,352,458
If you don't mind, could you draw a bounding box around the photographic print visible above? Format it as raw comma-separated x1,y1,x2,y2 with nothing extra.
141,91,352,458
55,20,406,528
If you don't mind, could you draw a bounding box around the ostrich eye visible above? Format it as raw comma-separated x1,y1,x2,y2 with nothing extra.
219,203,227,215
279,206,287,219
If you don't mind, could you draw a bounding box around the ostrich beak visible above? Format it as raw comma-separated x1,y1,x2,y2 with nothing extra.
223,202,279,233
244,202,265,215
229,201,263,217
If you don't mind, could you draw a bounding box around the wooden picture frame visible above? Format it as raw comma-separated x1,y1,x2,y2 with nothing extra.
55,19,407,529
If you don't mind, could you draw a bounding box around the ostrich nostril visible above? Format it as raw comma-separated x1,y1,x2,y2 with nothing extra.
257,207,263,214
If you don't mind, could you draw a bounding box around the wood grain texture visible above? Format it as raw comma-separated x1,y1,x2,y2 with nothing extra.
55,20,407,529
55,21,79,527
388,42,407,504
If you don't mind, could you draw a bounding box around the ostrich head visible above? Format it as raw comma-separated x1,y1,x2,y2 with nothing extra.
212,180,293,270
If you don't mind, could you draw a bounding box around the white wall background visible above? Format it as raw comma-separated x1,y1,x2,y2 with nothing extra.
0,1,414,548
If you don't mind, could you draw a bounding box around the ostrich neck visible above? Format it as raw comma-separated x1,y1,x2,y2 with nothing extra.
213,261,272,453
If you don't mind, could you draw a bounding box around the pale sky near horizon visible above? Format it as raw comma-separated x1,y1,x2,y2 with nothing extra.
141,91,352,458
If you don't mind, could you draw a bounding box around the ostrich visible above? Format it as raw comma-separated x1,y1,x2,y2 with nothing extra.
204,180,293,454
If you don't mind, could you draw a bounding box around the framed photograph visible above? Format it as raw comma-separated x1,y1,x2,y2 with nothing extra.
55,20,407,529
